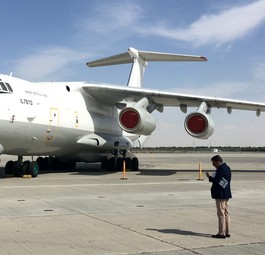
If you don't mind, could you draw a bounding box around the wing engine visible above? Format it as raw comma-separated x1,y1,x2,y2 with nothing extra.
118,98,156,135
184,102,214,139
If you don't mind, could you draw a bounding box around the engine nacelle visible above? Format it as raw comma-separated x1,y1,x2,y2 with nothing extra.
184,111,214,139
119,107,156,135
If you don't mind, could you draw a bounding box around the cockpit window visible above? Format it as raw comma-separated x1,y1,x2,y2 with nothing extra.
0,82,13,92
0,82,8,91
5,83,13,92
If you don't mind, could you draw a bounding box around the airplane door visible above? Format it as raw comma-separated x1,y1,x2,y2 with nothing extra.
45,108,59,141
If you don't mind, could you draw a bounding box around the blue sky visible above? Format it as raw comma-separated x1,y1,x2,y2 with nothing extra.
1,0,265,147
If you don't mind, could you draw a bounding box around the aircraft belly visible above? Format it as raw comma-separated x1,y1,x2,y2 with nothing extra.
0,119,131,158
0,120,62,155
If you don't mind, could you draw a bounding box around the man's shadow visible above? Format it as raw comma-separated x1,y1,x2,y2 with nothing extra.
146,228,210,238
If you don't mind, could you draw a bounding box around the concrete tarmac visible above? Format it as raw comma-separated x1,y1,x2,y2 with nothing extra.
0,152,265,255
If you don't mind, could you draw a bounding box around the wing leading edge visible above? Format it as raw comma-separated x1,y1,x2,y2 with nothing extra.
83,83,265,114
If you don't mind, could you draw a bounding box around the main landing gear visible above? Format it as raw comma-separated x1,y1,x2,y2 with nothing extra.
101,150,139,172
36,156,76,171
4,156,76,177
5,156,39,178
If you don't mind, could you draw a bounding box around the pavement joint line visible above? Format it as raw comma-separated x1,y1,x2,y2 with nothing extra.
1,179,264,189
194,241,265,253
73,208,265,255
0,181,204,189
83,213,204,255
38,199,196,253
41,199,265,255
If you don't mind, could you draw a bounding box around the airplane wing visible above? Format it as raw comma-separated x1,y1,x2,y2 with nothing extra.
84,48,265,140
83,83,265,113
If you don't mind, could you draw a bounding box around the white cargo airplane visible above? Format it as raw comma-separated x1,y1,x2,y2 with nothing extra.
1,47,265,177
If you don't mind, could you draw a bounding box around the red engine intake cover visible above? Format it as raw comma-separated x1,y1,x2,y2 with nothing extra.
119,108,140,130
118,106,156,135
184,111,214,139
186,114,207,134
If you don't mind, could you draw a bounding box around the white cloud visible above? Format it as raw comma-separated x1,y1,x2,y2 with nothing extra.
13,46,85,81
76,1,143,40
143,0,265,46
11,2,144,81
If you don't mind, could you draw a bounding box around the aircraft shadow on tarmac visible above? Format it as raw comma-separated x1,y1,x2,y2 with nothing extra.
0,165,178,178
0,165,120,177
146,228,210,238
38,168,178,177
138,169,177,176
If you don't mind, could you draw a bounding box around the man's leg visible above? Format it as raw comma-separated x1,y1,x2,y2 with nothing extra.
224,200,230,236
215,199,228,236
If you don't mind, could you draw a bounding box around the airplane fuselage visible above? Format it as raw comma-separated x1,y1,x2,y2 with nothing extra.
0,74,132,163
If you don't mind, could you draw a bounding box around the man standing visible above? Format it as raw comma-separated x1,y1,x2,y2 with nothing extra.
206,155,232,239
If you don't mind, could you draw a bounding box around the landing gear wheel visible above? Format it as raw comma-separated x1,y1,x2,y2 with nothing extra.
125,157,132,170
131,157,139,171
22,160,30,175
5,161,14,175
107,157,116,171
43,157,50,170
101,157,108,170
117,157,124,172
37,157,49,170
28,161,39,177
12,161,23,177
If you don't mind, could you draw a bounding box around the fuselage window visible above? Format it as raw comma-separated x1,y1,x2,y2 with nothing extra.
5,83,13,92
0,82,8,91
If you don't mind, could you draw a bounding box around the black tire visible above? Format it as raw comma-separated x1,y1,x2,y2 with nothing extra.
5,161,14,175
28,161,39,177
131,157,139,171
117,157,123,171
36,157,44,170
22,161,30,175
43,157,50,170
125,157,132,170
101,157,108,170
107,157,116,171
12,161,23,177
53,158,63,170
